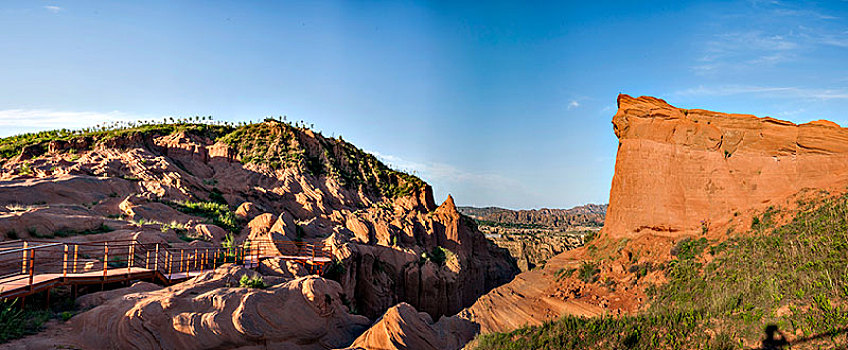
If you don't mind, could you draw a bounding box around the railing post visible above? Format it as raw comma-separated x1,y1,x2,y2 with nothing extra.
154,244,160,272
128,242,135,274
63,244,68,278
21,242,28,274
180,250,184,272
73,244,78,273
102,242,109,290
28,249,35,292
194,248,199,271
167,252,173,278
145,249,150,270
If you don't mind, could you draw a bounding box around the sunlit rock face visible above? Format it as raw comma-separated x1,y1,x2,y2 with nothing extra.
605,94,848,238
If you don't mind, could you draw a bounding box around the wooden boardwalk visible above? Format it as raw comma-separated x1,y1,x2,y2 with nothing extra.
0,239,331,301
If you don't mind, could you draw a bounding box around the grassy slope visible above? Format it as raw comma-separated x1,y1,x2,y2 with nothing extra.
0,118,426,200
474,193,848,349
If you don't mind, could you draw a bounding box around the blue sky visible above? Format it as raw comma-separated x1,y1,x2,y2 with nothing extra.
1,1,846,209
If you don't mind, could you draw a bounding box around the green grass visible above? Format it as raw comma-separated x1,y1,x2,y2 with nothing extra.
170,200,240,233
0,121,232,160
474,310,713,350
474,193,848,349
1,118,427,202
0,299,50,344
218,120,426,199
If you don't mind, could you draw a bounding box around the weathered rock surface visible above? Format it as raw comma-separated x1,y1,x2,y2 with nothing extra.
0,121,518,348
75,281,162,310
489,231,585,271
458,204,607,228
606,94,848,238
459,95,848,336
68,265,370,350
347,302,478,350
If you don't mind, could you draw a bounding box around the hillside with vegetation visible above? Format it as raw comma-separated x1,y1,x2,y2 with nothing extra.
472,191,848,349
0,117,517,349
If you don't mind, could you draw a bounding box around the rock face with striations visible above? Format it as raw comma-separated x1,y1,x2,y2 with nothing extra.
606,94,848,238
0,120,517,348
457,95,848,336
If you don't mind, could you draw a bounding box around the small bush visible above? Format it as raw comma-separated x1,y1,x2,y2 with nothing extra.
578,262,600,283
239,274,266,289
0,299,25,342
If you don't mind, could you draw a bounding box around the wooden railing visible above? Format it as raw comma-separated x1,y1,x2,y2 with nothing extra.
0,239,331,301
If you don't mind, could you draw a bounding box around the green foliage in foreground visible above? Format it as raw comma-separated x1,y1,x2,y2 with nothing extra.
239,274,266,289
171,200,240,233
0,299,51,343
475,193,848,349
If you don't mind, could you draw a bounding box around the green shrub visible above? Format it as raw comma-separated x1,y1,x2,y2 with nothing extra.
239,274,266,289
59,311,73,322
171,200,240,233
475,193,848,349
421,246,454,266
0,299,48,343
577,262,600,283
0,299,25,342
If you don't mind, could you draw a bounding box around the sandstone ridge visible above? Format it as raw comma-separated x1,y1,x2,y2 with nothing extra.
606,94,848,238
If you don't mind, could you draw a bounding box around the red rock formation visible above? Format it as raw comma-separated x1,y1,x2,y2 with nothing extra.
459,95,848,337
0,121,517,348
606,94,848,238
66,266,370,350
348,302,478,350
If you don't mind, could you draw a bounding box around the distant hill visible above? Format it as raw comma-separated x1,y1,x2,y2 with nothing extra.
457,204,607,229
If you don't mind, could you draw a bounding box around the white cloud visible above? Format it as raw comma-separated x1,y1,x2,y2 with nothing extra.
693,2,847,74
0,109,138,136
43,5,62,13
673,85,848,100
367,150,524,193
567,100,580,110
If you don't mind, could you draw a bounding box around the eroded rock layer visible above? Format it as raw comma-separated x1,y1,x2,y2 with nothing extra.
606,94,848,238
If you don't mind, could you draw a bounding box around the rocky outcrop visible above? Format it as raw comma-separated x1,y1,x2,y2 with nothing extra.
330,195,518,320
0,121,518,348
347,302,478,350
458,94,848,336
68,265,370,350
606,94,848,238
458,204,606,228
489,232,585,271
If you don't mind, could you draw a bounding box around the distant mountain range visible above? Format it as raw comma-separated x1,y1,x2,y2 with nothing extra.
457,204,607,229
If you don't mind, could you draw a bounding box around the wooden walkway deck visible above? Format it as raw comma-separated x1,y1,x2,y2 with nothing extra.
0,239,331,301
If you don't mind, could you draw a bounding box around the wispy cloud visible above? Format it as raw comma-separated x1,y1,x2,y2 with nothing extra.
43,5,62,13
694,31,799,73
0,109,135,132
567,100,580,110
368,150,524,193
693,2,846,74
673,85,848,100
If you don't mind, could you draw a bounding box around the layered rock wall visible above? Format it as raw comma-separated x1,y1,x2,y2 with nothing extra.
606,94,848,238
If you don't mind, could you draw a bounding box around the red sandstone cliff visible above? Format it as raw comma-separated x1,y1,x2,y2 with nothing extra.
459,95,848,335
606,94,848,238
